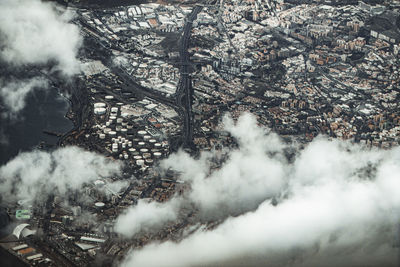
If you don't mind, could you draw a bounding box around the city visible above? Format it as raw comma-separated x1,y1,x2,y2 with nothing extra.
1,0,400,266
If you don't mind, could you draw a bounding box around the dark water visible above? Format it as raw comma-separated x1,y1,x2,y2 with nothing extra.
0,247,28,267
0,88,73,165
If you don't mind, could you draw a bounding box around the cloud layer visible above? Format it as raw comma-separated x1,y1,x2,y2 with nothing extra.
0,0,82,76
117,113,400,267
0,0,83,120
115,199,180,238
0,146,122,203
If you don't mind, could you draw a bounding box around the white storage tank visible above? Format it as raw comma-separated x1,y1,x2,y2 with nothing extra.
94,180,105,187
94,107,106,115
112,143,118,151
94,102,106,108
138,130,147,136
154,143,162,148
95,202,105,208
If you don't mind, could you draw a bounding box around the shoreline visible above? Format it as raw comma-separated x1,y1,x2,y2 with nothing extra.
58,78,89,147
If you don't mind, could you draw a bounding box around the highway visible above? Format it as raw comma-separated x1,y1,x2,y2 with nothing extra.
76,4,206,150
109,5,204,149
175,5,204,148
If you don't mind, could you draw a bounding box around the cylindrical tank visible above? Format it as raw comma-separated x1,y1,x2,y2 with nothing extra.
138,130,147,136
94,103,106,108
94,107,106,115
95,202,105,209
94,180,105,188
112,143,118,152
154,143,162,148
154,152,162,158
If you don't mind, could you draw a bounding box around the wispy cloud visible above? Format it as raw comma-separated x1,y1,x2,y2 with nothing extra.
117,113,400,267
0,0,82,76
0,147,123,203
0,78,47,119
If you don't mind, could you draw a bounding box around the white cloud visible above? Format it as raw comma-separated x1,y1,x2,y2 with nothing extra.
0,146,123,203
0,78,47,118
115,199,180,238
159,113,288,219
118,113,400,267
0,0,82,76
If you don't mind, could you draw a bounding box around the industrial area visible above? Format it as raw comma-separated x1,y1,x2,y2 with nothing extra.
1,0,400,266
